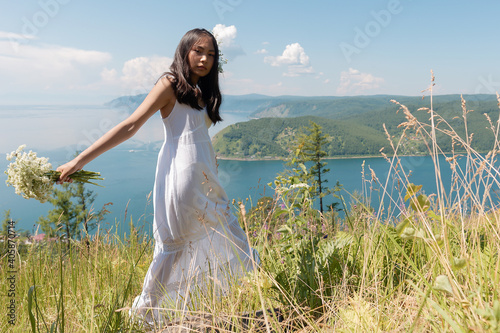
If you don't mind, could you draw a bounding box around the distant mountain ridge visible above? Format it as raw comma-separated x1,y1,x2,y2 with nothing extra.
105,93,336,113
106,93,498,118
106,93,499,158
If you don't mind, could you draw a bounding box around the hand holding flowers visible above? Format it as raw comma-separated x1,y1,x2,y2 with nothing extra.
5,145,103,203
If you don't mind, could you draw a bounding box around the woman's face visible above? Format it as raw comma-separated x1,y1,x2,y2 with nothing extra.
188,36,215,84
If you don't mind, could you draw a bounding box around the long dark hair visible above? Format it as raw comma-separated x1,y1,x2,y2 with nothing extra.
167,28,222,124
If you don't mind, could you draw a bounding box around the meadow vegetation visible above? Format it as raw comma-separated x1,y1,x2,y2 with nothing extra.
2,85,500,332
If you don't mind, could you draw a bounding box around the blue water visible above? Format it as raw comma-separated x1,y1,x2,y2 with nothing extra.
3,147,498,236
0,105,252,235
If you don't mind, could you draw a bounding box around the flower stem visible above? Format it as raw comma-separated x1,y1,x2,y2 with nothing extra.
46,170,104,187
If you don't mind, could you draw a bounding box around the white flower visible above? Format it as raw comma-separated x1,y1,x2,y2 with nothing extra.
5,145,102,203
4,145,54,203
289,183,310,189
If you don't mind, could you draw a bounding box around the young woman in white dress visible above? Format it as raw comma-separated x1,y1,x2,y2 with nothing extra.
57,28,258,323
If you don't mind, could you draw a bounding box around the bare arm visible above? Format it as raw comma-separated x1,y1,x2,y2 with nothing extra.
57,77,175,182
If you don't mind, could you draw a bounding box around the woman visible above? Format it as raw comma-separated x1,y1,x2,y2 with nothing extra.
57,28,258,324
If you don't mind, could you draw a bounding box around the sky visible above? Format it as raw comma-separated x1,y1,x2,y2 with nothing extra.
1,0,500,105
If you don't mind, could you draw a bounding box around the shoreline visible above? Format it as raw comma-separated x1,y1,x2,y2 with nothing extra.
215,154,429,162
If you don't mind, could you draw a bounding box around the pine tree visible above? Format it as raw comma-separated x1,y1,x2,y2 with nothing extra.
38,152,110,243
38,183,79,240
37,182,110,242
292,121,341,213
73,181,108,237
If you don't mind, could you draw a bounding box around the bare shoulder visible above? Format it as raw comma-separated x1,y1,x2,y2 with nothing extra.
155,76,177,118
139,75,175,110
155,75,176,99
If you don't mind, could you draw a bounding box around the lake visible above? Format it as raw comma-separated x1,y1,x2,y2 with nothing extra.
2,105,499,235
3,147,496,236
0,104,252,235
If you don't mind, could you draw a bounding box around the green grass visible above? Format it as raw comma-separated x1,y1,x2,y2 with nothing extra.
2,90,500,332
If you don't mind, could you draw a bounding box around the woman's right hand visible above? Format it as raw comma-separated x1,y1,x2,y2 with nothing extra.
56,159,82,184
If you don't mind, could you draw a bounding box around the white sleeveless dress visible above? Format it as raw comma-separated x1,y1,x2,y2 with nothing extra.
131,101,257,323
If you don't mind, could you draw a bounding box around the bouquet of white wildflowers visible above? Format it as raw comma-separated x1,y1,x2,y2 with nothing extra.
5,145,103,203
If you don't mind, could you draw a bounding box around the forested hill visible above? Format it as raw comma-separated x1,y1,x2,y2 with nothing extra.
106,93,499,158
212,116,392,159
211,94,499,159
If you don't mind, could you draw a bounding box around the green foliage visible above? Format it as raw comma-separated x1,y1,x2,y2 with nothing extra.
275,121,343,218
273,232,345,317
212,116,391,159
293,121,342,213
37,182,111,241
259,179,350,319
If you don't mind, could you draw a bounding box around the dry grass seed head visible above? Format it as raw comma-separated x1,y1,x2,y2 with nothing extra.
460,94,474,116
392,100,418,129
369,167,378,184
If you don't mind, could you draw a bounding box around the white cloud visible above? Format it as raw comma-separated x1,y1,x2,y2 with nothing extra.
212,24,244,60
100,68,118,82
265,43,310,67
264,43,313,77
0,41,110,70
0,31,36,41
120,56,172,90
0,30,176,102
337,68,384,95
255,48,268,54
0,31,111,95
212,24,237,47
77,56,172,96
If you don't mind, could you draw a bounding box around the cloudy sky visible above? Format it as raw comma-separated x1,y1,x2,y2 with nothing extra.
0,0,499,104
